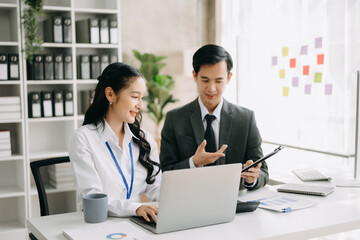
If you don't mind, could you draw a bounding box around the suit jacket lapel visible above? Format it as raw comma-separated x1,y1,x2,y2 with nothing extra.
219,99,234,164
189,99,204,146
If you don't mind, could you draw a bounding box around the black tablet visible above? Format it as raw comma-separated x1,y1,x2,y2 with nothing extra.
236,201,260,213
241,145,285,172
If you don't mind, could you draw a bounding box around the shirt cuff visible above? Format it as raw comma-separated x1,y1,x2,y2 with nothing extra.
243,178,257,188
189,156,196,168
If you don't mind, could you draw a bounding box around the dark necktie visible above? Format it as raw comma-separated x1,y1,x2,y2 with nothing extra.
204,114,216,153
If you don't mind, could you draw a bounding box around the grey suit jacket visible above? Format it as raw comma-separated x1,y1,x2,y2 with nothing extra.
160,98,269,190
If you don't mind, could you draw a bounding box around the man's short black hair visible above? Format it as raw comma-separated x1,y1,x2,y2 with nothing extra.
192,44,233,75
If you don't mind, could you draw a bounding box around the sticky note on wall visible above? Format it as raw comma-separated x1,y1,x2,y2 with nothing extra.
290,58,296,68
317,54,324,64
272,56,278,66
300,45,308,55
283,87,289,96
325,84,332,95
315,37,322,48
305,84,311,95
303,65,309,75
282,47,288,57
292,77,299,87
314,72,322,83
279,69,285,79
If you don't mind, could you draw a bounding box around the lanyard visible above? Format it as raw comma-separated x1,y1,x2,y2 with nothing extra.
105,141,134,199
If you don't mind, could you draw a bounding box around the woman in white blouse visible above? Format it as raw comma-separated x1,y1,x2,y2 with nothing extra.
69,62,161,223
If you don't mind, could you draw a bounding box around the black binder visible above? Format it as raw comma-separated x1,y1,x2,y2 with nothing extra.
109,19,118,44
79,55,90,79
43,16,63,43
90,55,100,79
110,54,118,64
8,54,19,80
100,18,109,44
54,54,64,79
52,90,64,117
80,90,92,114
64,55,73,79
0,53,8,80
41,91,53,117
44,54,54,80
63,90,74,116
63,17,72,43
28,55,44,80
76,18,100,44
28,92,41,118
100,54,109,73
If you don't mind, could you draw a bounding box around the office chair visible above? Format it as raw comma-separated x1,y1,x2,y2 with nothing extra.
29,156,71,240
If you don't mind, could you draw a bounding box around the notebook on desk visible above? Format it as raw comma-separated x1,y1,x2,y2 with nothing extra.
130,163,242,234
277,183,335,196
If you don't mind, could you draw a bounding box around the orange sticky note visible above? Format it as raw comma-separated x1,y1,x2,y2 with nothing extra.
290,58,296,68
303,65,309,75
279,69,285,79
314,72,322,83
283,87,289,96
317,54,324,64
282,47,288,57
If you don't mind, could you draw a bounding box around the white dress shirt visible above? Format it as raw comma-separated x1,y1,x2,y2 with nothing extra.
69,120,161,217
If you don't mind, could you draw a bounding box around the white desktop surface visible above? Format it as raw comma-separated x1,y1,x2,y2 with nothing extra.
28,183,360,240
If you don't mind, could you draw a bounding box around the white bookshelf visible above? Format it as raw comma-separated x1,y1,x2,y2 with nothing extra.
0,0,122,238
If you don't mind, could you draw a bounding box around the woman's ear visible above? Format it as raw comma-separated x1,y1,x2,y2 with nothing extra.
104,87,116,103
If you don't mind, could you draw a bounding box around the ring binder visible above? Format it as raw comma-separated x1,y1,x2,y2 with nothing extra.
44,54,54,80
64,55,73,79
0,53,8,80
79,55,90,79
100,18,109,44
8,54,19,80
28,92,41,118
63,17,72,43
41,91,53,117
54,54,64,80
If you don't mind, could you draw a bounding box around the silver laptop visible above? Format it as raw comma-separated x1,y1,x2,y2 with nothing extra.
130,163,242,234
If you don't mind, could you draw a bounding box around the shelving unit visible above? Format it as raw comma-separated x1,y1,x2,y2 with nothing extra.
0,0,122,239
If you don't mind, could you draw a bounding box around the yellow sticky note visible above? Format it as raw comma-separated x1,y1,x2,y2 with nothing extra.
279,69,285,79
282,47,288,57
283,87,289,96
314,72,322,83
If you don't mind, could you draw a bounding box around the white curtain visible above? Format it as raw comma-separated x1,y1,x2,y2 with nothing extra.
221,0,360,155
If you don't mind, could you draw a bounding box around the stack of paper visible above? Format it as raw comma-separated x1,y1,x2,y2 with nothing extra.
0,130,11,157
238,188,318,213
48,162,75,188
0,96,21,120
63,221,155,240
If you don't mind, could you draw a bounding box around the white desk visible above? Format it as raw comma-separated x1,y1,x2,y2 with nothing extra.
28,183,360,240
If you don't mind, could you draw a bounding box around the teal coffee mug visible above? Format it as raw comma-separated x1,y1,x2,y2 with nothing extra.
82,193,108,223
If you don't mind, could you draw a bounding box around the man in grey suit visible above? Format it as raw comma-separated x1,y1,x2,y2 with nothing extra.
160,44,268,190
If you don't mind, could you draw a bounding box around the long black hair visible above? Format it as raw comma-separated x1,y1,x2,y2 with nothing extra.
83,62,160,184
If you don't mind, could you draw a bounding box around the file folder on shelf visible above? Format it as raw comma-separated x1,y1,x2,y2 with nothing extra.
44,54,54,80
64,90,74,116
28,55,44,80
53,91,64,117
100,54,109,73
109,19,118,44
0,54,8,80
100,18,109,44
8,54,19,80
110,54,118,64
43,16,63,43
41,91,53,117
54,54,64,79
64,55,73,79
90,55,100,79
28,92,41,118
79,55,90,79
76,18,100,44
63,17,72,43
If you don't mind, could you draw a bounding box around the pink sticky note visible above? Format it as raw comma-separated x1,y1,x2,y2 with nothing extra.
272,56,278,66
290,58,296,68
305,84,311,95
317,54,324,64
300,45,308,55
303,65,309,75
315,37,322,48
292,77,299,87
325,84,332,95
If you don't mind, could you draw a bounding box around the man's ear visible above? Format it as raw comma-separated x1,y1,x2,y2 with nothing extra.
192,70,197,83
227,72,233,84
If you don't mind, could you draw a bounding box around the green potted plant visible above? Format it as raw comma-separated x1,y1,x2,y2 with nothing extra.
133,50,177,142
22,0,44,61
